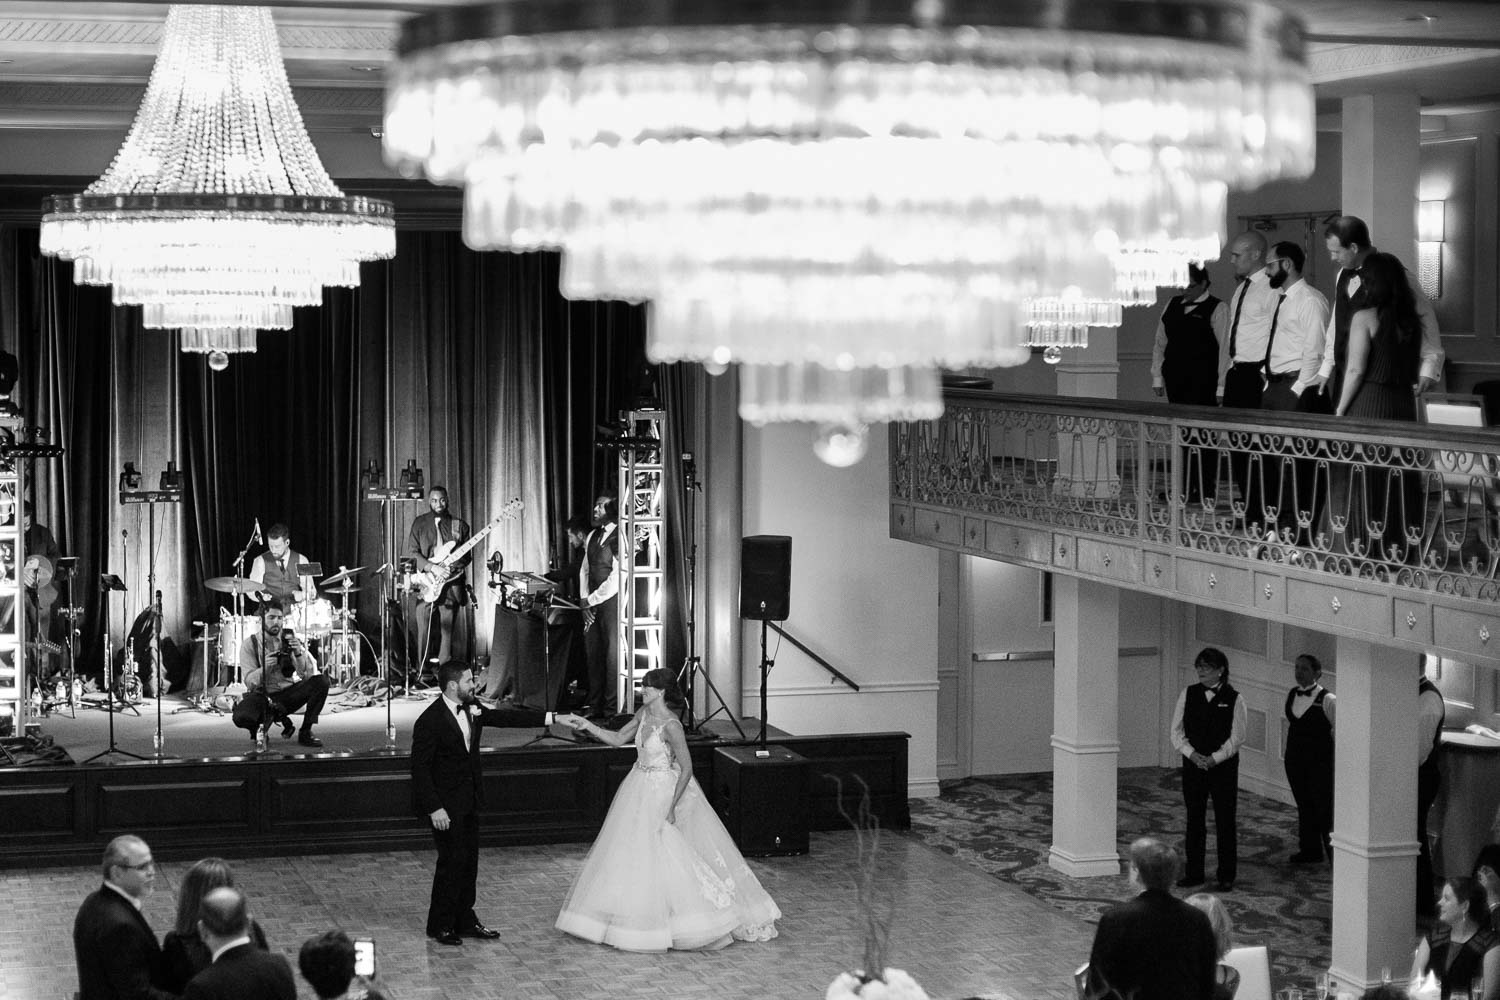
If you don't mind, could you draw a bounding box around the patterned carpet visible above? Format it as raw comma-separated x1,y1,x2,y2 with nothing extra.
906,767,1334,993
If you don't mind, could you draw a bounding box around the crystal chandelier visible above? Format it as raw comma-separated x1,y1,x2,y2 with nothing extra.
40,6,395,360
386,0,1314,454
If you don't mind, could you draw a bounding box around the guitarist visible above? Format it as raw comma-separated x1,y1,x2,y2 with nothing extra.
406,486,471,675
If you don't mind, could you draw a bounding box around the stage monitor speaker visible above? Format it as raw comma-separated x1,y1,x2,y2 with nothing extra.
712,745,809,856
739,535,791,621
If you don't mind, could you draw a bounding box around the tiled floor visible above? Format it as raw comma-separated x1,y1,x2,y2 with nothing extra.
3,831,1093,1000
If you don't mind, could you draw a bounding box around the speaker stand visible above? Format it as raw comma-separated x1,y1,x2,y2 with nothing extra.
756,618,772,749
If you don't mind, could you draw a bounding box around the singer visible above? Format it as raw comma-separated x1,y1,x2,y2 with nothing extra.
248,522,313,604
232,599,330,748
405,487,472,677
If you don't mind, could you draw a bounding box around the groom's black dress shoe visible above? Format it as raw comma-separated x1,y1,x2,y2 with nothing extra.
462,924,501,939
431,930,463,946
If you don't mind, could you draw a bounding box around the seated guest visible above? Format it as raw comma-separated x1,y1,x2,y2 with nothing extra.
298,931,389,1000
1086,837,1217,1000
1408,876,1500,1000
1186,893,1241,1000
157,858,270,993
181,887,294,1000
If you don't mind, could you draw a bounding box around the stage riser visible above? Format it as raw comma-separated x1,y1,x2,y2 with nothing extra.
0,733,908,868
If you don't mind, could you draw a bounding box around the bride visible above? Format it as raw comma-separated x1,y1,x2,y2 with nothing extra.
556,668,781,952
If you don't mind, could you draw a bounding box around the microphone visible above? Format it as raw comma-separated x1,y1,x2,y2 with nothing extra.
253,518,263,545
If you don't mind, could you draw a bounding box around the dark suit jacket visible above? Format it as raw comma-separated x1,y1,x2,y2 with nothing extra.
181,943,294,1000
74,886,176,1000
1086,888,1218,1000
410,696,545,818
157,920,269,994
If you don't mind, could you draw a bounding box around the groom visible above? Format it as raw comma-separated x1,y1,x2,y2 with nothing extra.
410,661,553,946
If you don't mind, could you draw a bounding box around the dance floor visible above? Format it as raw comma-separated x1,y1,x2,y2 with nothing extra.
3,831,1090,1000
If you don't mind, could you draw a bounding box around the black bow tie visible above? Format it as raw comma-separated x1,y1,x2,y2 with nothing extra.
1295,685,1317,696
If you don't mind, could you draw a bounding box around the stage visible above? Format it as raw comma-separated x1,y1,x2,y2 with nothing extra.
0,687,911,869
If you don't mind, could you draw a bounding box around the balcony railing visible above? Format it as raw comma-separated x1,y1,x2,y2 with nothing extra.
891,390,1500,658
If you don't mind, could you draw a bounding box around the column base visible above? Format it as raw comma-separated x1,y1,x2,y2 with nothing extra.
1048,846,1122,878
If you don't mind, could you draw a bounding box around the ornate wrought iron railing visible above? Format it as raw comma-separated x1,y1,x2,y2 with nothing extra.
891,390,1500,658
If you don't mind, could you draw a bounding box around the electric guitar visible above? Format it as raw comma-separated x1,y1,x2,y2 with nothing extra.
410,499,524,604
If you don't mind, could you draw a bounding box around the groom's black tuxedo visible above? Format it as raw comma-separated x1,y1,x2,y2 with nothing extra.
411,694,545,937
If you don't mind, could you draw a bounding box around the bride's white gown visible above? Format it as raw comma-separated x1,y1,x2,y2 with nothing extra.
555,718,782,952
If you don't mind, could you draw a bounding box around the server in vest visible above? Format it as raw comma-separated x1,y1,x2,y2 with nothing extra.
1285,653,1336,864
1170,647,1247,891
1152,263,1228,407
1418,662,1447,917
580,493,620,719
249,523,311,603
406,487,472,675
1315,215,1444,407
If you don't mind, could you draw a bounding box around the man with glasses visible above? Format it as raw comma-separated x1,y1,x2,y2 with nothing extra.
74,834,176,1000
1257,242,1331,542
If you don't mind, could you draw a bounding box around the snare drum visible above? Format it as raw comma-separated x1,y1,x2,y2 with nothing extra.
287,598,334,638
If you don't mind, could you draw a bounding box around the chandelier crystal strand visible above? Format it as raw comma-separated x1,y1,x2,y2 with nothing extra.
387,0,1313,437
40,6,395,350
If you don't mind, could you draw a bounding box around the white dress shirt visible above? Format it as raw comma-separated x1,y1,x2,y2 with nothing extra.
1268,277,1331,395
1217,267,1281,396
579,523,620,608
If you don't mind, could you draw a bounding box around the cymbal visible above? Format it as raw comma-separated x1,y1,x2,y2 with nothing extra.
321,565,365,586
205,576,272,597
321,584,363,594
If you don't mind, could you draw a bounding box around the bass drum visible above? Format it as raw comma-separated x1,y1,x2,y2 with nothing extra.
217,613,260,688
287,598,334,639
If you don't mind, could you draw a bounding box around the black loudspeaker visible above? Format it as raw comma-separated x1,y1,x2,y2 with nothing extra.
713,745,809,856
739,535,791,621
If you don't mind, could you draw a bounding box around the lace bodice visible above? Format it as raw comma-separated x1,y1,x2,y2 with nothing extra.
634,720,678,772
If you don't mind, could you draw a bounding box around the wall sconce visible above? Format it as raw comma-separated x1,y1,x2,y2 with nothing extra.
1417,199,1445,299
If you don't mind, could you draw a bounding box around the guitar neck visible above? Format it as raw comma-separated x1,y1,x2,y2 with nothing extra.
438,502,521,564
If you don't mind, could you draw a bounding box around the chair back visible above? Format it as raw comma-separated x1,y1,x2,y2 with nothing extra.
1224,945,1272,1000
1421,394,1490,495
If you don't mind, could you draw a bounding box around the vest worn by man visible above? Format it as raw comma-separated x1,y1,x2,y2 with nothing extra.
1284,687,1332,760
261,551,300,599
585,528,616,593
1329,267,1359,402
1419,676,1445,768
1184,682,1240,757
1162,294,1223,377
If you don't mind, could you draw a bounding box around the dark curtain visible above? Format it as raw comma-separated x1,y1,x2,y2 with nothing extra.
5,226,117,678
178,286,364,627
658,363,702,689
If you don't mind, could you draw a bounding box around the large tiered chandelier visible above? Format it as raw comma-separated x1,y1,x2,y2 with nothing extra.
385,0,1314,461
40,6,395,363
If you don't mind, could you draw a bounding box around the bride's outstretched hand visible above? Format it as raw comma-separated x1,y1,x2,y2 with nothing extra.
559,714,587,730
665,807,676,825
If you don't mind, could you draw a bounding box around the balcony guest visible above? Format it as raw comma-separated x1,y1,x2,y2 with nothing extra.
1259,242,1332,538
1317,214,1444,405
1170,647,1246,892
1285,654,1336,864
1218,231,1282,532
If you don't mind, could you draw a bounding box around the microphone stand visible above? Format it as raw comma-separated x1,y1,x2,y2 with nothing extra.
677,457,743,739
82,575,145,763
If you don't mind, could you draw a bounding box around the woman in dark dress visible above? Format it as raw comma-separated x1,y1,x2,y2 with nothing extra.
1333,252,1424,562
1408,876,1500,1000
155,857,271,993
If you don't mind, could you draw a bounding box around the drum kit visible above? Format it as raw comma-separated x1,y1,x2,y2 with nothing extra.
187,565,368,708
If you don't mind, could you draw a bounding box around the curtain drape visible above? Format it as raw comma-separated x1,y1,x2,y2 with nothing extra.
5,223,651,689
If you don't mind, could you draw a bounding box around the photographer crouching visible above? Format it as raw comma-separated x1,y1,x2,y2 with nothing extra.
233,598,331,749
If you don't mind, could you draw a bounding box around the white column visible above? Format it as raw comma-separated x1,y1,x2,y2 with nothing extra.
1341,92,1421,262
1329,637,1419,993
703,372,743,716
1049,575,1122,876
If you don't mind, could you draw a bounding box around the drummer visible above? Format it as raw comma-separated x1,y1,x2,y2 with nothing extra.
249,523,310,603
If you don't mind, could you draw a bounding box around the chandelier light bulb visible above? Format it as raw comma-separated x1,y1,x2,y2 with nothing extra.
813,422,870,468
207,350,231,372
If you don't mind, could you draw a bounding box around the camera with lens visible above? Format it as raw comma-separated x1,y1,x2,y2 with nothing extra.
278,627,298,677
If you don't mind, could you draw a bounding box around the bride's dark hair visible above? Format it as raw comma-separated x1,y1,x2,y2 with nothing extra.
641,667,686,717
